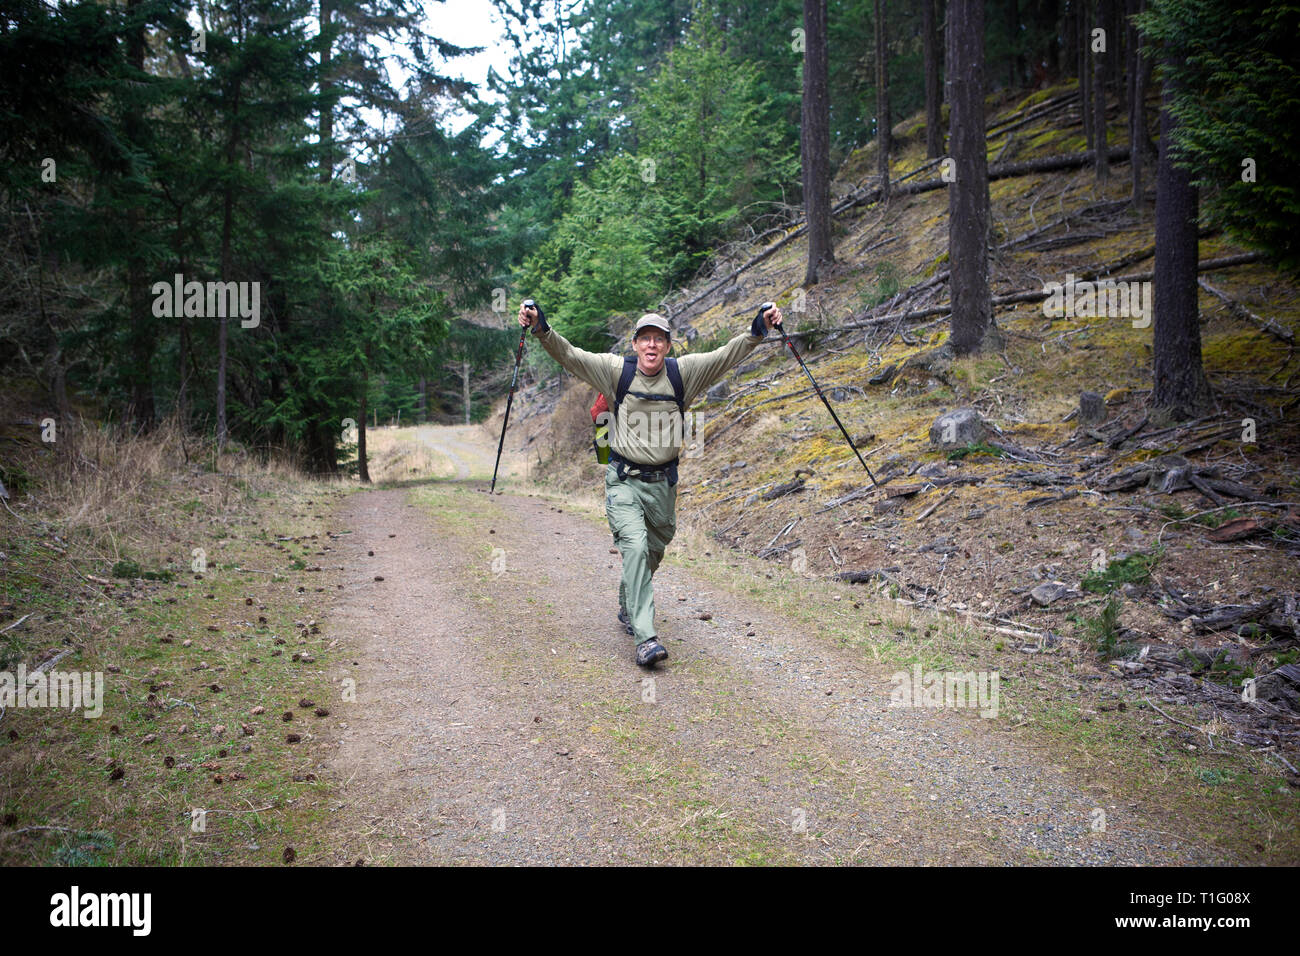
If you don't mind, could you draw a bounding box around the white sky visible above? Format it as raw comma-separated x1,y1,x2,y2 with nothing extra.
425,0,513,98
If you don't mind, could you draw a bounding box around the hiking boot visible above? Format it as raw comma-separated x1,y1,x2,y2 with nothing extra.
617,608,634,636
635,639,668,667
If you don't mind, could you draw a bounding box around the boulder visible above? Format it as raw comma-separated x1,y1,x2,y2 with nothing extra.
929,408,989,448
1031,582,1071,607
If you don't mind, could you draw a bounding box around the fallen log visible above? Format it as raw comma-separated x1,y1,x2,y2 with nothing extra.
1198,278,1294,344
760,478,807,501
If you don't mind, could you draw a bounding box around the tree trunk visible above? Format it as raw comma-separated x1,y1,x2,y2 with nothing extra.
875,0,891,198
1151,45,1210,421
1005,0,1020,89
319,0,333,184
1078,0,1092,150
802,0,834,285
1063,0,1076,78
417,374,427,423
1093,5,1108,181
358,347,371,484
217,133,237,453
462,360,471,425
125,0,154,428
946,0,992,355
923,0,944,158
1104,0,1120,98
1128,0,1146,209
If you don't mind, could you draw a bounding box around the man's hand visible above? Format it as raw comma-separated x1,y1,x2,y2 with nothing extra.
752,301,784,337
518,299,546,331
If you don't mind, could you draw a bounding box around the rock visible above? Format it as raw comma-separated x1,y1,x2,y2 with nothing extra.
706,382,730,401
1030,582,1070,607
1079,391,1107,425
868,364,897,385
929,408,988,449
1254,667,1300,711
919,537,959,555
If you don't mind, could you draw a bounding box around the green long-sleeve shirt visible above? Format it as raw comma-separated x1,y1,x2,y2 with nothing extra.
532,323,765,466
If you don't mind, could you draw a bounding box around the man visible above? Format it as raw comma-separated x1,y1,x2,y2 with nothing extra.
518,299,784,667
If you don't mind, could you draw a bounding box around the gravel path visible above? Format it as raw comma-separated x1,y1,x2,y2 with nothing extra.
315,432,1226,865
410,424,500,480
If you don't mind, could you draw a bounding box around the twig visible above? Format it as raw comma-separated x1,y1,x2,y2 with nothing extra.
1265,751,1298,775
0,613,32,635
915,489,956,522
1198,278,1294,344
0,825,81,838
29,648,72,677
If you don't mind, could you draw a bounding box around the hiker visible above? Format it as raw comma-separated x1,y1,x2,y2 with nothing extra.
518,299,784,666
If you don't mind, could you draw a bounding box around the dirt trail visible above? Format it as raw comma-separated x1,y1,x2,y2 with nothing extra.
317,428,1224,865
409,423,503,480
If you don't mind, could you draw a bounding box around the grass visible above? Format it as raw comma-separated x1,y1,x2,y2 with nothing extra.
1077,595,1124,659
945,441,1005,462
1080,549,1160,594
0,416,356,865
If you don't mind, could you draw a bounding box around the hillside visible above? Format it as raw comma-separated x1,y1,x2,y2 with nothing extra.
493,82,1300,759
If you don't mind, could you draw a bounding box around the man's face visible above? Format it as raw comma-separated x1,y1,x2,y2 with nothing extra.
633,330,670,375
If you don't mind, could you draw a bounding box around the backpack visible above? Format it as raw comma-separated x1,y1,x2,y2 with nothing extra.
591,356,685,464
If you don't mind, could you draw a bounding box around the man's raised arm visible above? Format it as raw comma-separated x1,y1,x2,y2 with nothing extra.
677,303,784,401
518,300,619,396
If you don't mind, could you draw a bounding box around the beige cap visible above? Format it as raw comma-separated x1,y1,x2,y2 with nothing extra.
634,313,671,339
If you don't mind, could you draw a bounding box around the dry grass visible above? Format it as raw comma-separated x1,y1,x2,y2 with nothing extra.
363,427,455,484
0,411,355,865
4,413,303,571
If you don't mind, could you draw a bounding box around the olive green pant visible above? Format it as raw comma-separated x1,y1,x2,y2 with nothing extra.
604,462,677,645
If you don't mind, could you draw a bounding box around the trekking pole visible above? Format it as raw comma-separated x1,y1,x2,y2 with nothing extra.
489,305,530,494
765,301,879,488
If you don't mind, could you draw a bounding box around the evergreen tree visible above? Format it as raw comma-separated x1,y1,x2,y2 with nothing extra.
1139,0,1300,271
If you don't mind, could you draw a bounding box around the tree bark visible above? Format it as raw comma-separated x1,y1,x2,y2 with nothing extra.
1005,0,1020,89
1078,0,1092,150
1127,0,1147,209
462,360,471,425
358,345,371,483
875,0,891,198
1093,2,1108,181
802,0,834,285
1151,44,1210,421
946,0,992,355
319,0,333,184
216,4,245,454
923,0,944,158
125,0,154,428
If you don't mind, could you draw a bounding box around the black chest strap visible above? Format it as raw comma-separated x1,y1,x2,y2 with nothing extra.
612,355,685,421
